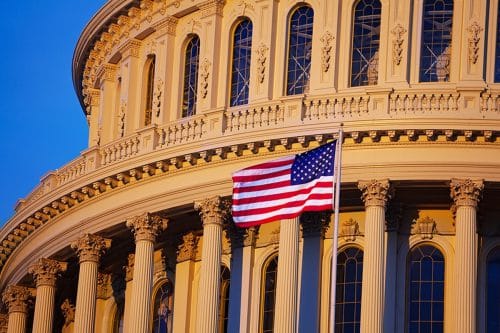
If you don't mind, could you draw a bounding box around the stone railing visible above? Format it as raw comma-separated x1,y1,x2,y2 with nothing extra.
157,114,206,148
389,91,460,115
100,134,141,166
225,101,285,133
55,156,87,187
303,94,370,121
481,90,500,114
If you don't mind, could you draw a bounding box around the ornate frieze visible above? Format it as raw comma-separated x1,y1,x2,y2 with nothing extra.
28,258,67,288
358,179,392,208
320,31,334,72
341,218,359,242
391,23,406,66
71,233,111,264
126,212,169,243
177,232,199,263
413,216,437,239
467,21,483,65
450,179,484,208
61,299,75,326
194,196,230,227
2,285,32,314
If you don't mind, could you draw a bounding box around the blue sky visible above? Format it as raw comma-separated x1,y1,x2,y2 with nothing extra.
0,1,106,224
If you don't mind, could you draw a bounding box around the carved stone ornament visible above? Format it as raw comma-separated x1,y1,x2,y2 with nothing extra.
97,272,112,299
391,23,407,66
301,212,330,237
413,216,437,239
71,233,111,264
200,58,211,99
126,212,169,243
436,45,451,82
28,258,67,288
153,249,168,282
119,101,126,137
256,43,269,83
270,227,280,248
237,0,254,15
0,313,8,333
2,285,32,314
61,299,75,326
194,196,230,227
341,218,359,242
320,31,334,72
186,18,202,33
124,253,135,282
467,21,483,65
358,179,392,208
450,179,484,208
153,79,163,117
177,232,199,263
200,0,225,18
367,51,379,85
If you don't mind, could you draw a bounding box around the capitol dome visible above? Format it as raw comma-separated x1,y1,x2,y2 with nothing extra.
1,0,500,332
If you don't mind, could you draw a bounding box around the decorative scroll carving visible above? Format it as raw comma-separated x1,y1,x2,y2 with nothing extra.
126,212,168,243
2,285,32,314
320,31,334,72
194,196,230,227
71,234,111,263
436,46,451,82
467,21,483,65
341,218,359,241
237,0,254,15
256,43,269,83
124,253,135,282
367,51,379,85
186,18,202,33
391,23,406,66
413,216,437,239
97,272,112,299
177,232,199,263
358,179,392,208
153,79,163,117
200,58,211,99
28,258,67,288
450,179,484,208
61,299,76,326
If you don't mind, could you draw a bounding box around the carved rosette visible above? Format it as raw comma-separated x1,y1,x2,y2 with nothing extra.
124,253,135,282
194,196,230,227
28,258,67,288
2,285,32,314
300,212,330,237
71,234,111,264
256,43,269,83
320,31,334,72
177,232,199,263
60,299,75,326
450,179,484,208
358,179,392,208
413,216,437,239
126,212,169,243
391,23,407,66
467,21,483,65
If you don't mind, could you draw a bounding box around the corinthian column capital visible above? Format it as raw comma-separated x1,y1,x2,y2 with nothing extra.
126,212,169,243
71,233,111,263
28,258,67,287
2,286,32,314
450,179,484,208
194,196,230,226
358,179,393,208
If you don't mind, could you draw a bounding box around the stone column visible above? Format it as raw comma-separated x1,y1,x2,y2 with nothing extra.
29,258,67,333
194,196,228,333
450,179,483,333
125,213,168,333
2,285,32,333
273,217,300,333
71,234,111,333
299,212,329,333
358,179,392,333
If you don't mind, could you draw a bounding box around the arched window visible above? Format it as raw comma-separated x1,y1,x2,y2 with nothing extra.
230,19,253,107
351,0,382,86
182,35,200,118
419,0,453,82
486,247,500,332
151,281,173,333
407,245,445,333
261,254,278,333
218,265,231,333
144,55,155,126
286,6,314,95
335,247,363,333
495,4,500,82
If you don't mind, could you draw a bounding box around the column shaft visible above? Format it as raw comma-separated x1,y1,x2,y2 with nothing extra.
32,285,55,333
128,240,154,333
273,217,300,333
195,222,223,333
455,205,477,333
74,261,98,333
7,312,26,333
360,205,386,333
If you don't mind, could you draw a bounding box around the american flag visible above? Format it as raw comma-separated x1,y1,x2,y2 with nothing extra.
232,141,337,227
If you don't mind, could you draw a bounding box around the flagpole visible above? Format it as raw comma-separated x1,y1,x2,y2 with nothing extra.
330,126,343,333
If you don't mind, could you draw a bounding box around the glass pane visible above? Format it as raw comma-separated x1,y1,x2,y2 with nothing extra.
152,282,172,333
261,255,278,333
182,36,200,118
487,248,500,333
230,19,253,106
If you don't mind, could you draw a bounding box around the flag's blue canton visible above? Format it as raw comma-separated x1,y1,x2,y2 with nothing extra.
291,141,335,185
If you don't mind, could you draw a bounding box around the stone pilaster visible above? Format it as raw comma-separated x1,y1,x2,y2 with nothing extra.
29,258,67,333
450,179,483,333
194,196,228,333
273,217,300,333
125,212,168,333
2,285,32,333
60,299,75,328
358,179,392,333
71,234,111,333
